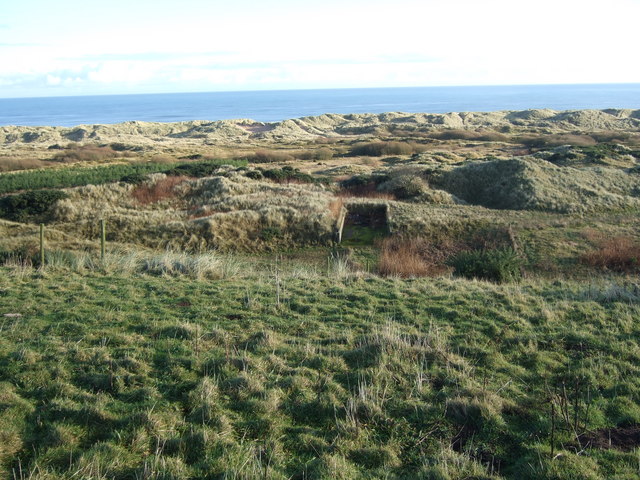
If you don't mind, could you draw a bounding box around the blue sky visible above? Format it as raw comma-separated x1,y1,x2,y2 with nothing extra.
1,0,639,98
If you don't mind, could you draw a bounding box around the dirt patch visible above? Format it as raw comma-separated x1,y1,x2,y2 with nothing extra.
580,425,640,451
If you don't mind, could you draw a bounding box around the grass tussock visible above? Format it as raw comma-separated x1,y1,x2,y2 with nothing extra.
581,235,640,273
377,236,447,277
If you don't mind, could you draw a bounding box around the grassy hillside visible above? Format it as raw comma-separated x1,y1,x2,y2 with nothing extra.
0,264,639,479
1,114,639,478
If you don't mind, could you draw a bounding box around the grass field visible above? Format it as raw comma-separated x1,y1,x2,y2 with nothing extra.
0,261,639,479
0,119,639,478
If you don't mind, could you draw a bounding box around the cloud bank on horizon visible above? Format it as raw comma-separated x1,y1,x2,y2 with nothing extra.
1,0,639,98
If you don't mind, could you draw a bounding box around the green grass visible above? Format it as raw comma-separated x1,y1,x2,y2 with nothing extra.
0,263,638,479
0,159,247,195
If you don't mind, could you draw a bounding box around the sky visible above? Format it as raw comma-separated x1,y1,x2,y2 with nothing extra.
1,0,639,98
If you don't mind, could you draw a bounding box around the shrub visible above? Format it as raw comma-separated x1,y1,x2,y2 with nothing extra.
0,162,181,195
51,144,120,163
447,248,523,283
429,130,509,142
581,236,640,273
377,175,428,199
109,143,143,152
262,166,314,184
165,163,219,178
250,150,295,163
297,148,334,161
349,141,422,157
0,189,68,222
518,134,597,148
120,173,148,184
244,170,264,180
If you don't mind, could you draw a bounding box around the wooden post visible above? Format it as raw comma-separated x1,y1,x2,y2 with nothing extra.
100,219,106,260
39,223,45,267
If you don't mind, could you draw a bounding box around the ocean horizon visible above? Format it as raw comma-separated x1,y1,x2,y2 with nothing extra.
0,83,639,128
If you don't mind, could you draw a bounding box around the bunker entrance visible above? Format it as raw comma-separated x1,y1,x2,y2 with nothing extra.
338,204,389,246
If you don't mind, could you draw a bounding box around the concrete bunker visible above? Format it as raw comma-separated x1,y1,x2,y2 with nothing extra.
335,202,389,245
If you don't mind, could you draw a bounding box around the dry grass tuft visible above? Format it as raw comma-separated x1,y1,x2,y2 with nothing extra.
0,157,48,172
377,236,449,278
132,176,188,205
581,235,640,273
338,182,395,200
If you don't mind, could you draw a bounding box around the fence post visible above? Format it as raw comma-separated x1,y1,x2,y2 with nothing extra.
100,219,106,260
39,223,45,268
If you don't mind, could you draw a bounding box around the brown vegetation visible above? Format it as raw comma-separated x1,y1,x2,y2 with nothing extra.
349,141,425,157
131,176,188,205
51,144,122,163
581,235,640,273
297,147,334,161
250,149,295,163
337,181,395,200
0,157,48,172
377,236,449,277
517,134,597,148
428,129,509,142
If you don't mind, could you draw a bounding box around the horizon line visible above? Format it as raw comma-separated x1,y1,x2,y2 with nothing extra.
2,82,640,101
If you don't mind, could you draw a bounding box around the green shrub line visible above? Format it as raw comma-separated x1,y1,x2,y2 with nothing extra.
0,159,248,196
0,189,68,222
447,247,523,283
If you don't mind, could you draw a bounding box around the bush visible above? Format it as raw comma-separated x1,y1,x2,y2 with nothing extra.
51,144,120,163
297,148,334,161
339,174,394,199
165,163,220,178
518,134,597,148
262,166,314,184
377,175,428,199
447,248,522,283
349,141,422,157
0,189,68,222
429,129,509,142
250,150,294,163
0,162,183,195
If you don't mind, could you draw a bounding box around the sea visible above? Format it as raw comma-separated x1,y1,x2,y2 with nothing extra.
0,84,639,127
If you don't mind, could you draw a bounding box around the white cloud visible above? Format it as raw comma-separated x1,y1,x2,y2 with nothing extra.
0,0,638,97
46,75,61,85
